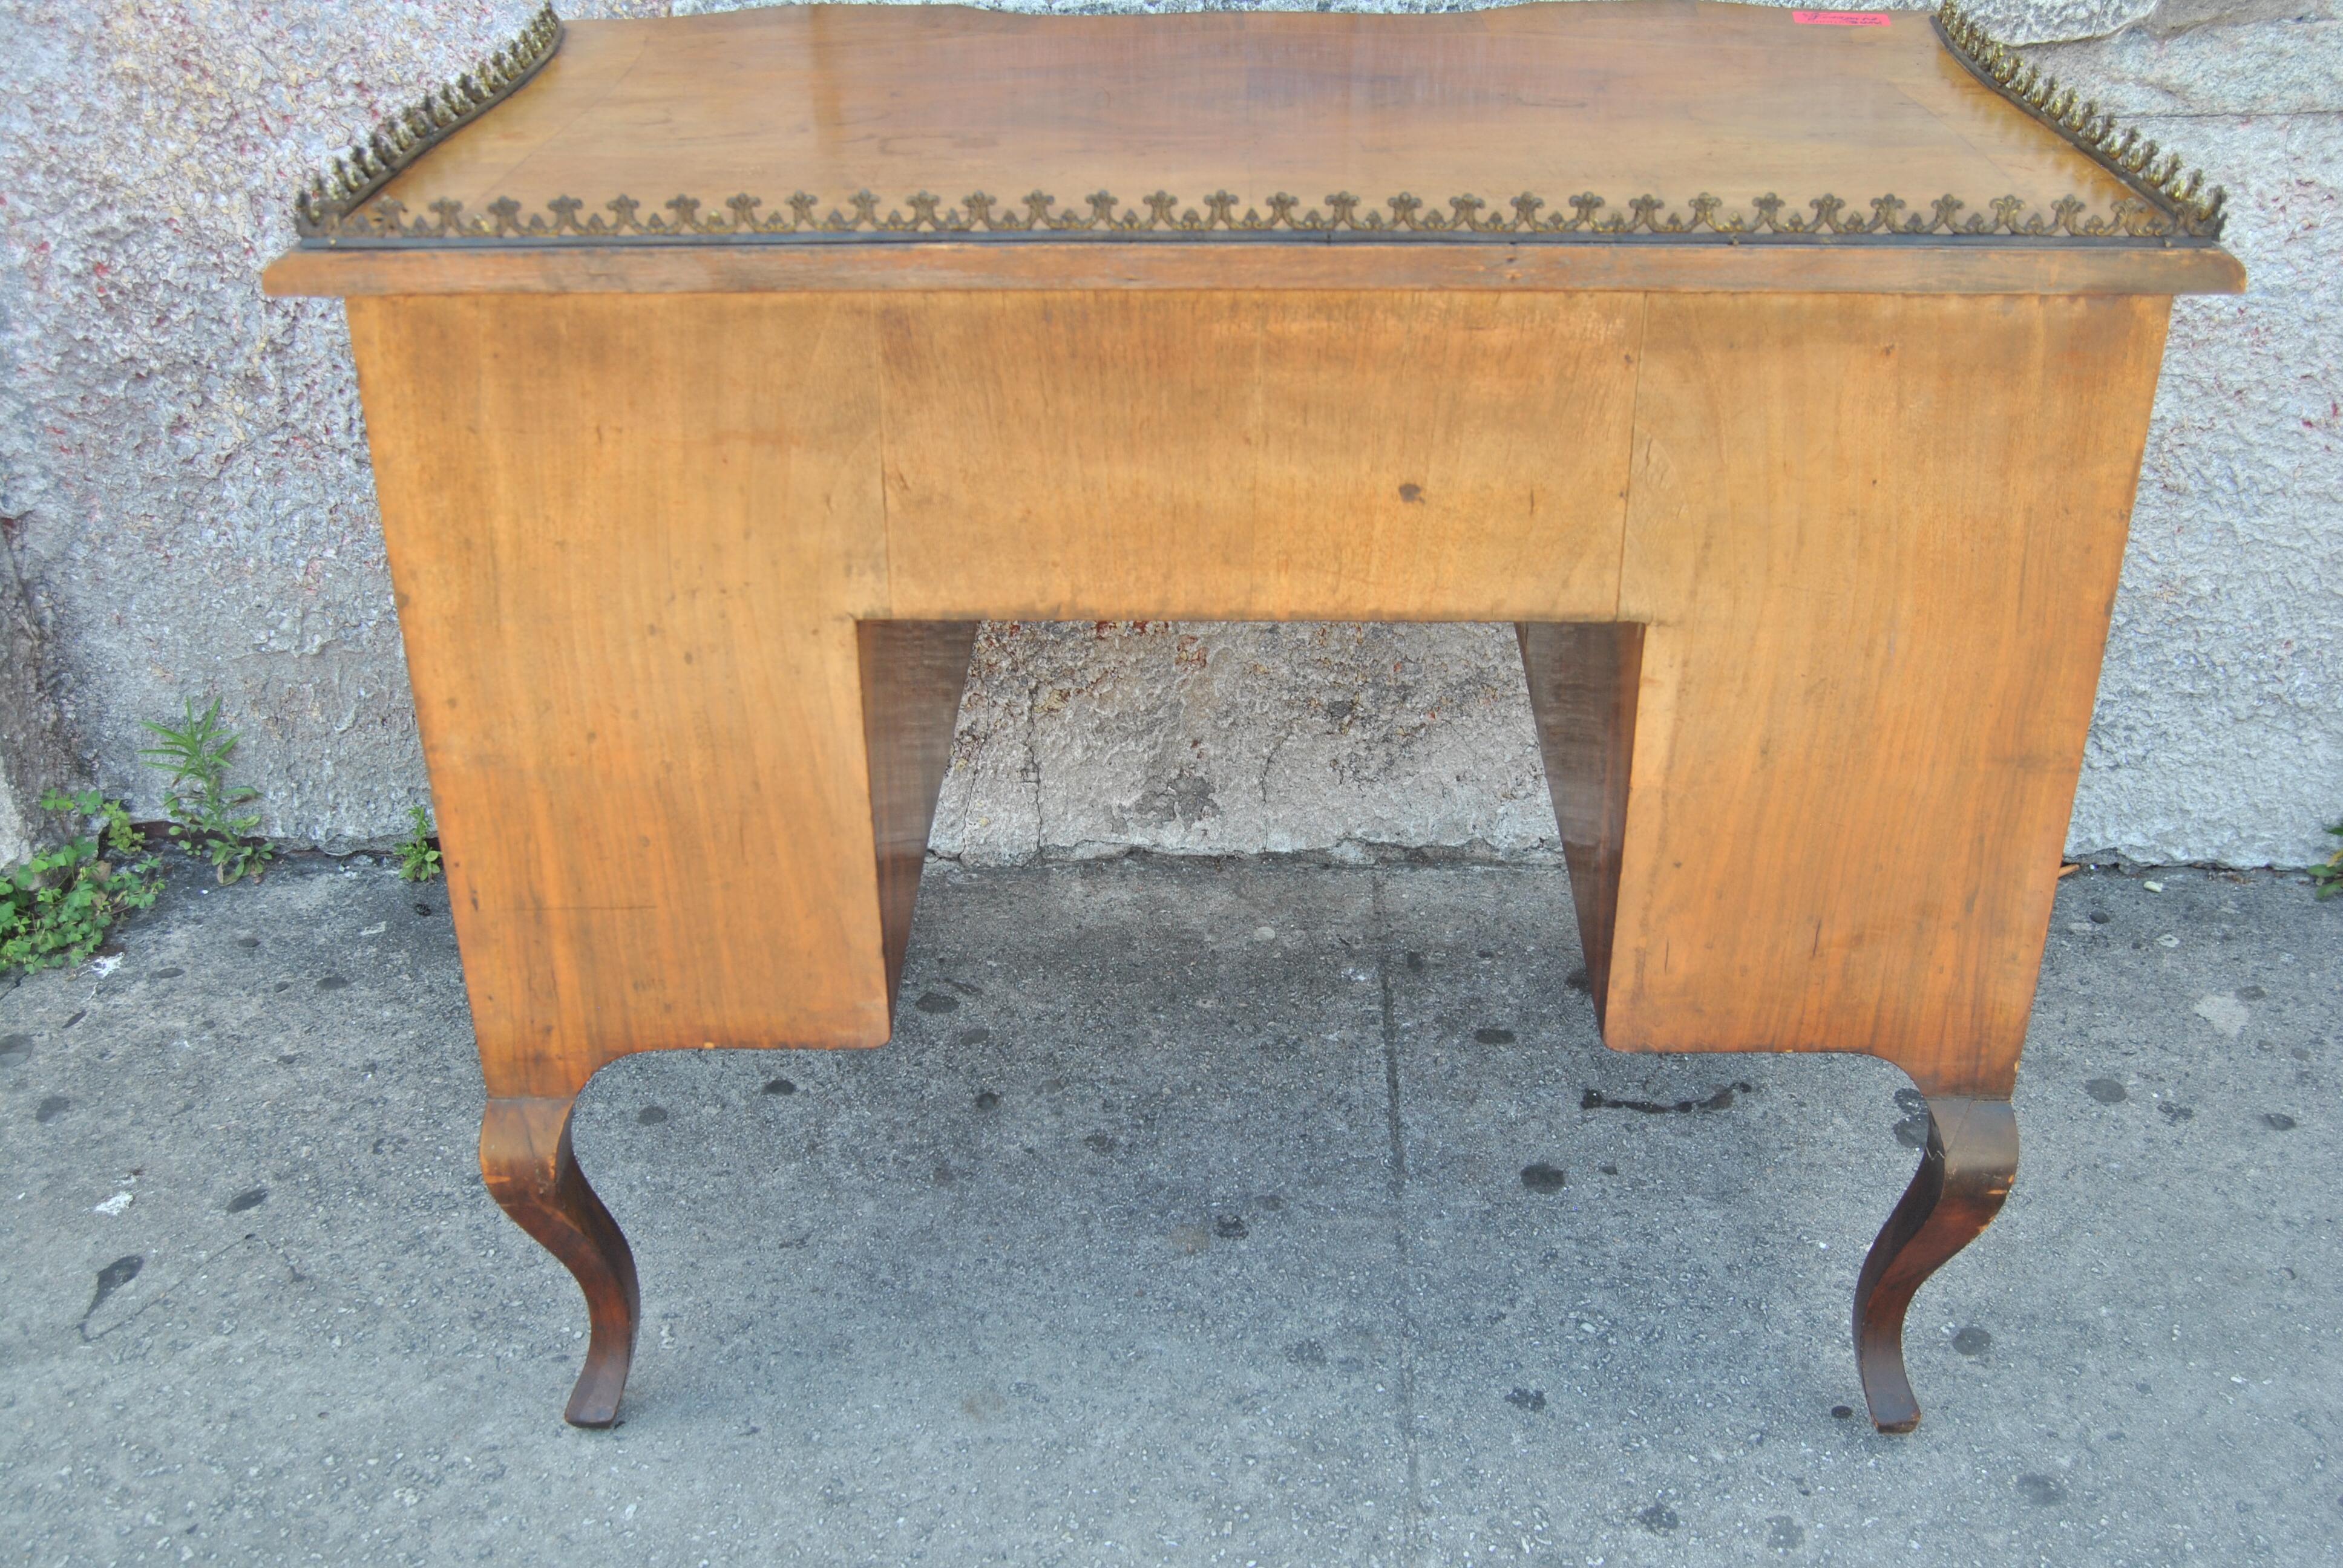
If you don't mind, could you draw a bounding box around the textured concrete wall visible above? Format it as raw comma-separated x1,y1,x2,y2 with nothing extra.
0,0,2334,866
2024,5,2343,867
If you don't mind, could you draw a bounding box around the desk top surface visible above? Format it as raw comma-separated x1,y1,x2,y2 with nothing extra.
267,1,2244,297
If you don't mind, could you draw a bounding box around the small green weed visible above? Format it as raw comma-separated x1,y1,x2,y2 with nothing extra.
1,789,163,974
139,697,276,884
396,806,442,883
2312,822,2342,902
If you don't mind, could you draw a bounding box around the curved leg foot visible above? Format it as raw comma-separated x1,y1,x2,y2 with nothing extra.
1853,1095,2017,1434
480,1096,641,1428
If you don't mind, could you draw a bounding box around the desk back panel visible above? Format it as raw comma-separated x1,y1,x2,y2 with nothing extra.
350,287,2163,1102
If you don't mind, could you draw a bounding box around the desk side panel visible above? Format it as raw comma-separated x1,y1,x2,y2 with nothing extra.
1606,291,2168,1096
350,294,894,1098
878,291,1640,622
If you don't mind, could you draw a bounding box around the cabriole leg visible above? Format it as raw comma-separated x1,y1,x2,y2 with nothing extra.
480,1096,641,1428
1853,1094,2019,1434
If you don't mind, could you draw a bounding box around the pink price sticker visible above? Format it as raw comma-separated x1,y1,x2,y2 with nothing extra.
1793,9,1891,23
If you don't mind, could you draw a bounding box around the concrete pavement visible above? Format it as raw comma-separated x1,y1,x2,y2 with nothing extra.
2,854,2336,1565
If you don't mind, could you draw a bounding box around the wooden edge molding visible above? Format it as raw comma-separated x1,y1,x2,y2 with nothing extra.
285,3,2233,255
261,237,2247,298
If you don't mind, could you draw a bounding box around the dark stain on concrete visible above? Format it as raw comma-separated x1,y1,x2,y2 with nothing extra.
1893,1113,1932,1149
151,967,184,981
2085,1077,2129,1104
2263,1112,2298,1131
0,1032,30,1060
762,1077,796,1096
1214,1214,1248,1239
1505,1387,1546,1412
1564,967,1590,993
1766,1517,1805,1549
36,1094,70,1123
1284,1339,1326,1367
1135,771,1219,828
1474,1027,1515,1045
2160,1102,2195,1122
315,975,349,991
1953,1325,1992,1357
636,1106,669,1125
1082,1132,1118,1155
974,1089,1001,1111
1636,1501,1681,1533
1582,1082,1752,1115
1520,1162,1566,1193
82,1255,142,1324
914,991,959,1014
227,1186,268,1214
2017,1473,2067,1506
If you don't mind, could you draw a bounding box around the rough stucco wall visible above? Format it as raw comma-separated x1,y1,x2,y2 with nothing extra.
2023,10,2343,867
0,0,2334,866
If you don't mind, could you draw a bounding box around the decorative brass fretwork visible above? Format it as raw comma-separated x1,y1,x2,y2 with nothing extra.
304,185,2212,245
293,5,563,238
1932,1,2224,238
290,2,2227,249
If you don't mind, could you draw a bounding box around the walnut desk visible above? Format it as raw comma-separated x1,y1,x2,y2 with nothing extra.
264,1,2244,1432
